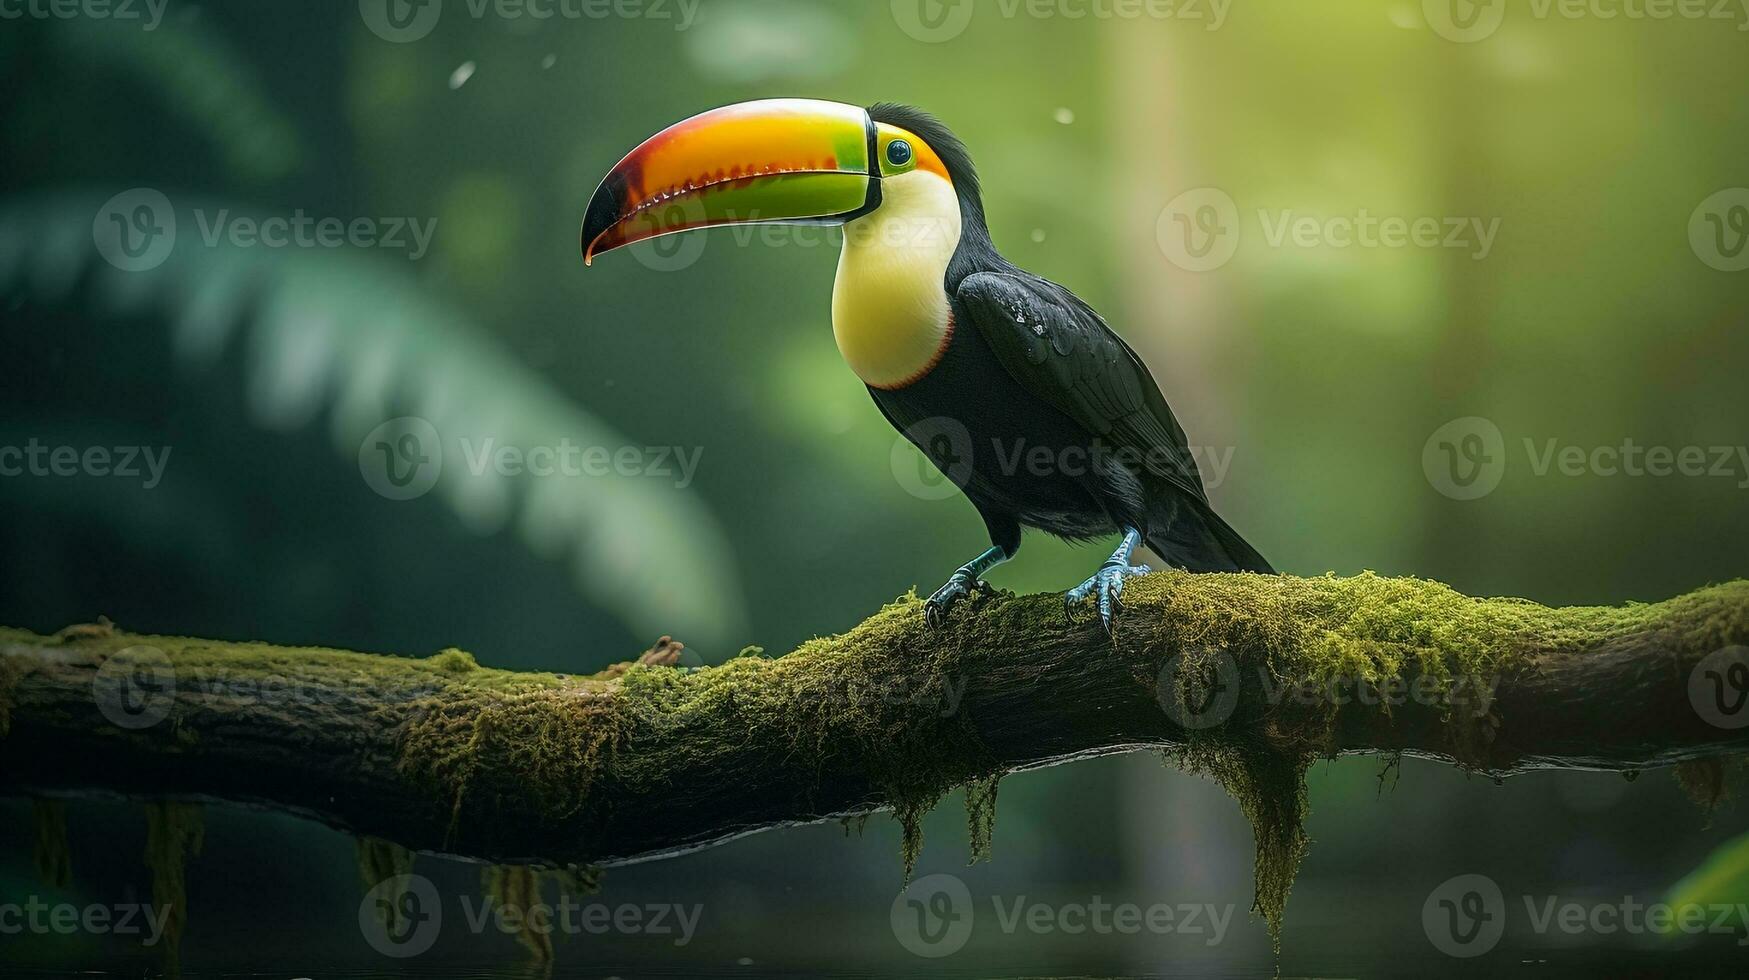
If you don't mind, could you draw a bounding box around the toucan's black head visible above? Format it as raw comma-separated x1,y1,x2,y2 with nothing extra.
867,102,981,206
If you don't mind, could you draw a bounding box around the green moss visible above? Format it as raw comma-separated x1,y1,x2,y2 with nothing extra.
895,793,940,881
0,648,27,735
601,590,1006,876
482,865,553,961
1675,759,1725,817
4,574,1744,957
428,648,479,674
369,574,1749,939
1168,743,1312,946
143,802,203,973
32,800,71,889
963,775,1000,864
355,836,417,942
397,680,634,849
1673,756,1749,822
548,864,602,897
1127,572,1748,942
356,836,415,891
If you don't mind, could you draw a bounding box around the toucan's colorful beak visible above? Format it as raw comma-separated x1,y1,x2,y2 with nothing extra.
581,99,879,265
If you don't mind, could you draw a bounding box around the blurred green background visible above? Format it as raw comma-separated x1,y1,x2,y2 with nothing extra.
2,0,1747,975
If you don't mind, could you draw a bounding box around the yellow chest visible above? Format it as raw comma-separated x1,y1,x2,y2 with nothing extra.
830,171,962,389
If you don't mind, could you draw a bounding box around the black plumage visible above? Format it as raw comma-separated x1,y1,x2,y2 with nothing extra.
864,104,1274,584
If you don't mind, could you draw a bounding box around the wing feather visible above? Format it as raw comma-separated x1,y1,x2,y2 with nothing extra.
954,271,1209,505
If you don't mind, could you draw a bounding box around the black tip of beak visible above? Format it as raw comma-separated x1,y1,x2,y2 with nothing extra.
580,171,632,264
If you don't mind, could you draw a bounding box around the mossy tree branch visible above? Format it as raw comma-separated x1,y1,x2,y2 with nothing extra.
3,572,1747,932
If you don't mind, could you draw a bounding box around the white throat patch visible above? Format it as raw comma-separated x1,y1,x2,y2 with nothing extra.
831,170,963,389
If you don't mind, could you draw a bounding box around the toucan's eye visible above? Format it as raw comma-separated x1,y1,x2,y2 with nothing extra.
885,139,913,167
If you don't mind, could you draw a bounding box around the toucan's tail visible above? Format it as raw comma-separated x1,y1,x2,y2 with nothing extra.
1146,497,1275,575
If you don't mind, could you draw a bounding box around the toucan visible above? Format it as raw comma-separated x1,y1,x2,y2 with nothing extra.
581,99,1274,631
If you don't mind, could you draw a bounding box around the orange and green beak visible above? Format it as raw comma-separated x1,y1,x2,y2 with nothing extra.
581,98,881,265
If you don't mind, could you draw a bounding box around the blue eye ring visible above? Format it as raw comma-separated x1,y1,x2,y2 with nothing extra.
885,139,913,167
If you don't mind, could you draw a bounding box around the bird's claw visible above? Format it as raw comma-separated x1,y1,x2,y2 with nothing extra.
1065,563,1151,633
925,572,985,628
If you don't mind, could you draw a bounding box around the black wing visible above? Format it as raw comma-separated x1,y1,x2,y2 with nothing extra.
954,271,1208,505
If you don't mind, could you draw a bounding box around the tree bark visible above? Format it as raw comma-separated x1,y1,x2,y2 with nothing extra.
2,572,1746,876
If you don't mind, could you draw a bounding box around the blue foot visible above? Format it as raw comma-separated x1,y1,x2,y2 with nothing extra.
925,572,984,628
924,545,1010,629
1065,562,1152,633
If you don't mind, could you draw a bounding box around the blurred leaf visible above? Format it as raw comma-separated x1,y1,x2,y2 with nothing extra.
1663,830,1749,932
0,191,746,647
52,16,302,183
